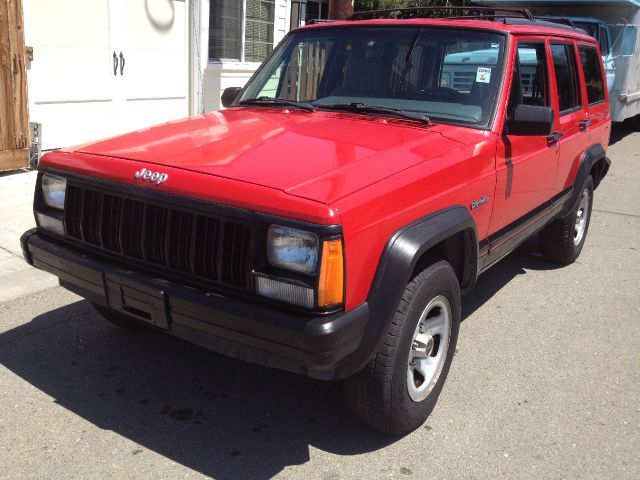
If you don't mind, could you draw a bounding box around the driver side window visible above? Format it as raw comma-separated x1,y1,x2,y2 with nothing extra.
508,42,549,118
516,43,549,107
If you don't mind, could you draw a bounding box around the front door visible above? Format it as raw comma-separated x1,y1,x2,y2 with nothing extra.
489,39,558,234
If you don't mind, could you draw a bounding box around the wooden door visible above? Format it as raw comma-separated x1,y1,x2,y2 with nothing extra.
0,0,29,171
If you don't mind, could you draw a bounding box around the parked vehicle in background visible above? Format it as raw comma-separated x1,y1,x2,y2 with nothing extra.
544,16,615,92
21,7,611,434
483,0,640,128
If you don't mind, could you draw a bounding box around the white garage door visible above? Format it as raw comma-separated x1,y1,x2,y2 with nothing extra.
26,0,188,150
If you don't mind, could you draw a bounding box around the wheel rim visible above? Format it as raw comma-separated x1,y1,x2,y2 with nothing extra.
574,188,590,246
407,295,452,402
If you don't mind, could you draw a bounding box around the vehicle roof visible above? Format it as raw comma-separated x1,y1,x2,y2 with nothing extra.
483,0,640,7
301,18,598,42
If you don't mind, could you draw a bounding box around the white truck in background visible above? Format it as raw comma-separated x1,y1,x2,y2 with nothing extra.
481,0,640,128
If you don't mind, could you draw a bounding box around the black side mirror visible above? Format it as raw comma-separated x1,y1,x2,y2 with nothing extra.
506,104,554,136
221,87,242,108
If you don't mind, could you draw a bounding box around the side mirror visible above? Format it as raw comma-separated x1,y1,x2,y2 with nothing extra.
221,87,242,108
506,104,554,136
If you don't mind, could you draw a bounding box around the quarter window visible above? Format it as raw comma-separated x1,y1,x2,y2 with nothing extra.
550,43,581,114
579,45,605,105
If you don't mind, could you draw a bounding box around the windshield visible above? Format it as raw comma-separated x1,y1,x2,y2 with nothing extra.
239,27,506,127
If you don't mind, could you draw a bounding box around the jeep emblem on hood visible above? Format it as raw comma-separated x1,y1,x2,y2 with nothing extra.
134,168,168,185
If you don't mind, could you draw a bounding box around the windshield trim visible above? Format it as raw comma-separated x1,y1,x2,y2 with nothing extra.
233,24,509,132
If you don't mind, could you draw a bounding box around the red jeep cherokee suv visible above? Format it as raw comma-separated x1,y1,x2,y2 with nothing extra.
22,8,611,434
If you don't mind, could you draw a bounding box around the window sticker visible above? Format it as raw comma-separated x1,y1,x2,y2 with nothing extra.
476,67,492,83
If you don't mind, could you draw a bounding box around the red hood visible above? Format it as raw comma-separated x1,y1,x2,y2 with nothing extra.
68,108,467,204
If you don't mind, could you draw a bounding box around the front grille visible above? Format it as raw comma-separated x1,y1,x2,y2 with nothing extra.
63,184,252,289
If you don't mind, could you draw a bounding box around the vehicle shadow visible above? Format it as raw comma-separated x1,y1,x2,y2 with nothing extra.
0,245,560,479
609,123,635,146
462,240,562,320
0,300,392,480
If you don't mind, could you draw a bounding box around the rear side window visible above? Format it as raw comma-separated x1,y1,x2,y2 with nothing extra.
579,45,605,104
550,43,581,114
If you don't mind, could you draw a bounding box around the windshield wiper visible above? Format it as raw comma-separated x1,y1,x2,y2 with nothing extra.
237,97,316,112
319,103,431,125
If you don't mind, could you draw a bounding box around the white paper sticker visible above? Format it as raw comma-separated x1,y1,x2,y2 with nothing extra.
476,67,492,84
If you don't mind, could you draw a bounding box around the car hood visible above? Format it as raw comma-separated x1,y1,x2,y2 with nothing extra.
70,107,467,204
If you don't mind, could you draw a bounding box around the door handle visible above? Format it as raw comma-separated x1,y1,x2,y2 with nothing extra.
579,119,592,132
112,51,118,76
119,51,125,76
546,131,563,146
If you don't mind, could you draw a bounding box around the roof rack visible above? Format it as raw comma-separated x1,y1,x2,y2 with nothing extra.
305,18,338,25
348,6,535,22
535,16,577,29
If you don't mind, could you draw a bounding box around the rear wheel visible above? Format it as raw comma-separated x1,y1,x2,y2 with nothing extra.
344,260,460,435
540,176,594,264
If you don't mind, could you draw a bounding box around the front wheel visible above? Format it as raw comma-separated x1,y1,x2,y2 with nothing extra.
344,260,461,435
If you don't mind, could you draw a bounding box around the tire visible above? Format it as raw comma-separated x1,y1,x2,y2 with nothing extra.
92,303,143,329
540,176,594,265
344,260,461,435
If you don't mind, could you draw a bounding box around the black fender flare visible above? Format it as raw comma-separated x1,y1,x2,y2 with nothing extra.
335,206,478,379
563,143,610,215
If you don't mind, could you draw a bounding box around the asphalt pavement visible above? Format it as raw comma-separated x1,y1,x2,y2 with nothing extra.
0,128,638,480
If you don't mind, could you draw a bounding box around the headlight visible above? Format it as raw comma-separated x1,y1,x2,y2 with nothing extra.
267,225,318,275
42,174,67,210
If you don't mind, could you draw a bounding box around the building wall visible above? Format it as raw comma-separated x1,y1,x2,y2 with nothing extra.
203,0,292,112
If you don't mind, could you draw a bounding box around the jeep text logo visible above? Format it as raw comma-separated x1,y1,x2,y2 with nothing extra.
134,168,168,185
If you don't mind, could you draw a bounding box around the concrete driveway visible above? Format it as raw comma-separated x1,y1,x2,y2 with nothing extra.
1,128,638,480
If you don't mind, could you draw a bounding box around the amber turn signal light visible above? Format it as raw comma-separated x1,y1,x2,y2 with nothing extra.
318,239,344,307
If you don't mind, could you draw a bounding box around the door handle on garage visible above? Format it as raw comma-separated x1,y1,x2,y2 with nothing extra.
546,131,563,146
112,51,118,76
579,119,592,132
119,51,125,76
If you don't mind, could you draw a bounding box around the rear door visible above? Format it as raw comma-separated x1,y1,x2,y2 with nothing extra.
490,39,558,233
577,44,611,152
548,40,589,193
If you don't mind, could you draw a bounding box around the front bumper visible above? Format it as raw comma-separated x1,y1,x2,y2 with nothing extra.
21,229,369,380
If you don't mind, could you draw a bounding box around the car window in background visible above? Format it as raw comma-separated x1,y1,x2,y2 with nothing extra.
610,25,637,56
579,45,605,104
599,26,610,56
550,43,581,113
574,21,599,40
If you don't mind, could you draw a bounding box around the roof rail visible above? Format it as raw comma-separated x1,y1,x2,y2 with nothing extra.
348,6,535,22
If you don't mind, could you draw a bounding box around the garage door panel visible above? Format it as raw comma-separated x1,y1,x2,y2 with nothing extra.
29,46,113,103
27,0,110,47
